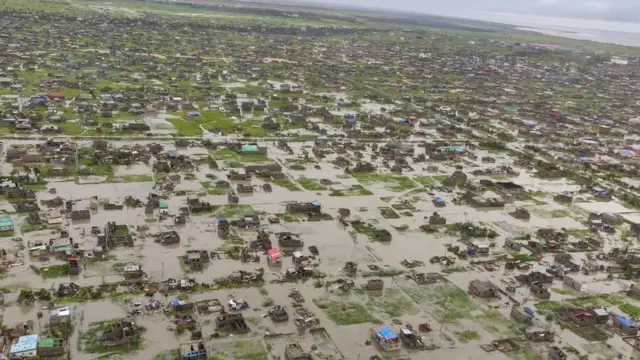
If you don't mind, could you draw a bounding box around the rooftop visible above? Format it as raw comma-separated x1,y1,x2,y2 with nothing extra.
10,334,39,354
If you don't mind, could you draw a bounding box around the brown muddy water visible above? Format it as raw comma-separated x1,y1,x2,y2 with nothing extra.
0,138,637,360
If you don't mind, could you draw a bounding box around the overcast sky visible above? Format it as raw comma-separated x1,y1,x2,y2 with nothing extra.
313,0,640,26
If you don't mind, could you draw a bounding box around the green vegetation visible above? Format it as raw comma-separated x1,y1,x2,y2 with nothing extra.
366,289,419,318
78,319,145,354
314,297,379,325
200,181,229,195
474,309,521,336
211,149,270,163
270,177,301,191
31,264,70,279
351,172,417,192
210,340,269,360
297,177,327,191
167,110,236,136
401,281,476,324
455,330,480,343
550,288,574,295
277,213,298,222
414,175,448,186
329,185,373,196
21,224,51,233
392,224,409,232
351,221,377,237
619,303,640,317
108,174,153,183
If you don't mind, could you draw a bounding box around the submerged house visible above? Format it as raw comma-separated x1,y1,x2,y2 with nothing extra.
9,334,39,359
371,325,401,352
468,279,498,298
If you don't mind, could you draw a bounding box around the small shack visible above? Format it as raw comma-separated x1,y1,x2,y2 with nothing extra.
0,215,13,232
614,315,638,335
267,248,281,265
433,197,445,207
371,325,401,352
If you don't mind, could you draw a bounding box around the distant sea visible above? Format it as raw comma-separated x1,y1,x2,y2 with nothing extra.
463,11,640,47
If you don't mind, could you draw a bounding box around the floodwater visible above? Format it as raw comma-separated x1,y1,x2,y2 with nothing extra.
0,138,639,360
144,112,178,135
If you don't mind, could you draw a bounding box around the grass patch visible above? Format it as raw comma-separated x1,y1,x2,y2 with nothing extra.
31,264,69,279
619,303,640,317
211,149,270,163
546,209,570,218
21,224,50,233
277,213,298,222
366,289,419,318
455,330,480,343
166,117,208,136
379,207,400,219
534,300,563,314
23,183,48,191
213,340,268,360
108,174,153,183
442,266,468,274
566,228,592,237
314,297,379,325
297,177,326,191
351,172,417,192
400,281,475,324
201,181,229,195
551,288,574,295
474,309,521,336
0,230,14,238
512,254,537,262
351,221,377,237
329,185,373,196
393,224,409,232
270,177,301,191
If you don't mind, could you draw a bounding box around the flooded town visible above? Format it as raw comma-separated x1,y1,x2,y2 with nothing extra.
2,0,640,360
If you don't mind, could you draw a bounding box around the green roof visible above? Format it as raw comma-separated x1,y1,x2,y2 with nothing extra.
0,216,12,225
160,202,168,209
38,338,55,348
241,144,258,153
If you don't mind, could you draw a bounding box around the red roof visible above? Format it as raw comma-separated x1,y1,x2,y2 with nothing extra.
267,248,281,260
574,311,592,317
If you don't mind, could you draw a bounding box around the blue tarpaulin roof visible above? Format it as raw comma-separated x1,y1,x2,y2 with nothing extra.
376,326,398,340
454,147,465,153
434,197,445,203
592,186,604,192
617,315,635,328
311,200,321,207
218,218,228,223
